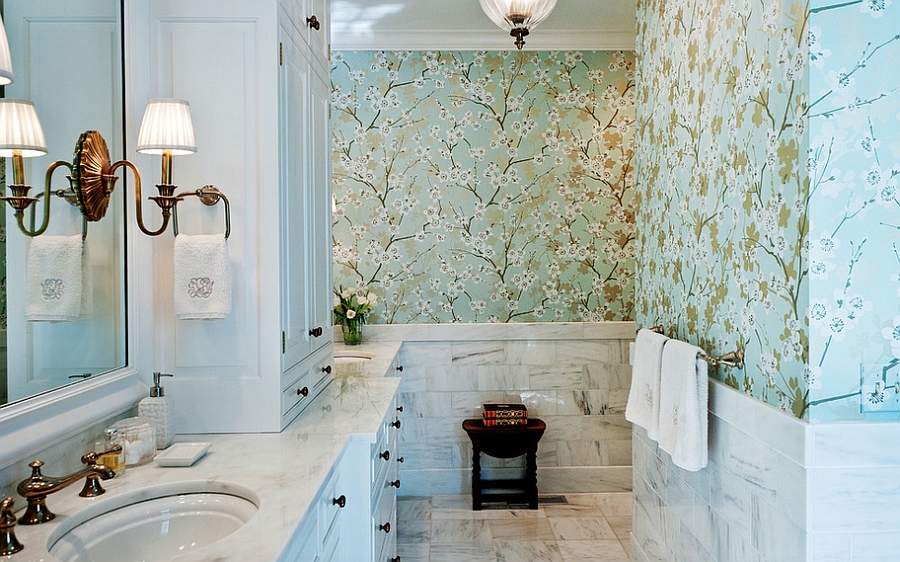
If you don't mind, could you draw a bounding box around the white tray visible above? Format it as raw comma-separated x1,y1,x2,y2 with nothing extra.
156,442,211,467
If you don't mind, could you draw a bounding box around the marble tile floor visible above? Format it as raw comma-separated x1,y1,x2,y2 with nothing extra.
397,493,632,562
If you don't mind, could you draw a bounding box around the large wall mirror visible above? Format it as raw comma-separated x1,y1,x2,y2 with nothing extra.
1,0,126,407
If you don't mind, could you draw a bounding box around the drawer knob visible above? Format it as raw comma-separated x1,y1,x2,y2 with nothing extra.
396,365,404,372
391,557,401,562
297,386,309,397
332,495,346,508
396,406,403,412
379,450,390,461
397,456,405,464
309,327,323,338
391,419,401,429
323,365,332,375
379,522,391,534
307,15,320,31
390,479,401,489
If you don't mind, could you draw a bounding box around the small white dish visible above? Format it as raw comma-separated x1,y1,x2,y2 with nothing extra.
156,442,211,467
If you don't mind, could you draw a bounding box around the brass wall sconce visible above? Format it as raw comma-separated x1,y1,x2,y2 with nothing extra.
478,0,558,50
0,98,229,238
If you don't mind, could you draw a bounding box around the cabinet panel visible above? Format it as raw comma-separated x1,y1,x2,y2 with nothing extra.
279,24,315,371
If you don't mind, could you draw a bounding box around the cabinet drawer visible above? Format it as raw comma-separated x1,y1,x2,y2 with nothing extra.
311,352,334,393
318,468,343,545
282,364,313,416
372,486,397,562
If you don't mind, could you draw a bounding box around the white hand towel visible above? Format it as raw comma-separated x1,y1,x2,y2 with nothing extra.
25,235,84,322
625,328,669,440
173,234,231,320
657,339,709,471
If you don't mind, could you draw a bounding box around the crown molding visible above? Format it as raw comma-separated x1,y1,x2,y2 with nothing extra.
331,29,635,52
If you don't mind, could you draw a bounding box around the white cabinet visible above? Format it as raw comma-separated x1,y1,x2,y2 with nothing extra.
280,459,347,562
341,394,403,562
128,0,332,432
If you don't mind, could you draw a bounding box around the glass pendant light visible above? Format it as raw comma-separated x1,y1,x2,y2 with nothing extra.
478,0,558,50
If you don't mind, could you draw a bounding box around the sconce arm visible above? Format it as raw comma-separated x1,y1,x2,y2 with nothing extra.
110,159,170,237
8,160,73,237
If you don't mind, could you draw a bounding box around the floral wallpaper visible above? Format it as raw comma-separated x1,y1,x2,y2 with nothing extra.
331,51,636,323
807,0,900,422
636,0,900,421
634,0,810,417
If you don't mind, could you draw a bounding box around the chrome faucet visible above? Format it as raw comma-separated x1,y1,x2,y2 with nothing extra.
16,457,116,525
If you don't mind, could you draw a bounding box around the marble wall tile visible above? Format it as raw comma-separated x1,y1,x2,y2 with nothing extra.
557,391,591,416
540,466,633,493
607,389,629,415
578,389,609,415
539,415,585,443
584,416,634,442
806,533,851,562
808,466,900,533
810,422,900,468
557,341,609,366
557,441,607,466
775,455,806,528
475,365,531,391
505,341,558,365
584,364,614,390
450,342,507,366
726,428,778,499
750,494,805,562
529,365,584,390
677,519,714,562
401,342,453,366
606,440,633,466
400,391,453,418
708,461,753,536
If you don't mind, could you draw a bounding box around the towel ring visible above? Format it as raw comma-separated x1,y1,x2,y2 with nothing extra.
171,185,231,239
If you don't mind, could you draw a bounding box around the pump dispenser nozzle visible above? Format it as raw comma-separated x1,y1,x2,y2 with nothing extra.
150,372,174,397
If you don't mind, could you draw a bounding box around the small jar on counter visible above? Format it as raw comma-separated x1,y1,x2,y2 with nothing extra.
97,428,126,476
109,417,157,466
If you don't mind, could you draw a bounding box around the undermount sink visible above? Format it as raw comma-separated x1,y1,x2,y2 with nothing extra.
47,481,259,562
334,352,374,365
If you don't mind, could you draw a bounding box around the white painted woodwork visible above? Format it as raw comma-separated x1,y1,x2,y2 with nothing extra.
131,0,333,433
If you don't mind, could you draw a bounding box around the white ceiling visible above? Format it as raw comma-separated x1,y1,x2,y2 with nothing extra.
330,0,637,51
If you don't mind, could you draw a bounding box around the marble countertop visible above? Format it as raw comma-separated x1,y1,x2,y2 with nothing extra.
8,341,402,562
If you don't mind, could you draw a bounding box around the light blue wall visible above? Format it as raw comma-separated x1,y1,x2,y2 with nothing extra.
807,0,900,421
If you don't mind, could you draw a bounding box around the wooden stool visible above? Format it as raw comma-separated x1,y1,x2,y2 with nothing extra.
461,418,546,510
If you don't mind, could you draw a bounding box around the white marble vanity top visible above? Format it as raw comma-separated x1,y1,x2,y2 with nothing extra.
8,341,402,562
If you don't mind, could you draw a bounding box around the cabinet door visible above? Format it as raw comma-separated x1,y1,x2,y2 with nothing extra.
279,24,314,371
306,0,329,77
308,69,333,354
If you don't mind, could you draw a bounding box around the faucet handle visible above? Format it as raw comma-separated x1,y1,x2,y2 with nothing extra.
78,449,118,498
0,497,24,556
27,459,45,478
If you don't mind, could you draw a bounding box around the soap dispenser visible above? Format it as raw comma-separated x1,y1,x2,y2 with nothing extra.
139,372,175,449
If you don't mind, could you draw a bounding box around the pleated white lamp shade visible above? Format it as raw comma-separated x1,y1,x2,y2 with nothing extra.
0,99,47,157
0,13,14,86
136,98,197,156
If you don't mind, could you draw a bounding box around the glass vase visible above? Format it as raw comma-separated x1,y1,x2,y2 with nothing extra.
341,318,363,345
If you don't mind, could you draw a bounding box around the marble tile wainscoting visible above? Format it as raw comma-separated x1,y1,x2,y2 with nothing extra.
354,322,636,496
632,379,900,562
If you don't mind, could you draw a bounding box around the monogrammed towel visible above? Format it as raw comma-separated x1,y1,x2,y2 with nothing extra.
625,328,669,439
173,234,231,320
26,235,83,322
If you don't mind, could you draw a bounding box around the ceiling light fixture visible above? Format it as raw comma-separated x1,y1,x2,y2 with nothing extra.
479,0,558,50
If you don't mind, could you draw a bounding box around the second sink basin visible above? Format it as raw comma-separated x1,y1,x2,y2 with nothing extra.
47,481,259,562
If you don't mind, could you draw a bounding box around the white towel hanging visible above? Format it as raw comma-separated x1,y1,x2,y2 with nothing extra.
626,328,669,440
173,234,231,320
25,235,84,322
657,339,709,471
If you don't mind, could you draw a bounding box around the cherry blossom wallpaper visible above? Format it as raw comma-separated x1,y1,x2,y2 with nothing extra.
331,50,636,324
